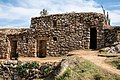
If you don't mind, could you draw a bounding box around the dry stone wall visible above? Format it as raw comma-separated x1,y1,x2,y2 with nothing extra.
104,26,120,46
16,29,35,57
31,12,106,56
0,28,35,59
0,32,7,59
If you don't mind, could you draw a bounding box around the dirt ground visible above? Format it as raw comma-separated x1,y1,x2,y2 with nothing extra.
0,50,120,75
69,50,120,75
18,57,63,63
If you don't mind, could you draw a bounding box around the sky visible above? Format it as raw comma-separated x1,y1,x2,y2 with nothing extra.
0,0,120,28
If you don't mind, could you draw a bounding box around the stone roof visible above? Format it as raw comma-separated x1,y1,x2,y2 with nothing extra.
31,12,104,19
0,28,30,35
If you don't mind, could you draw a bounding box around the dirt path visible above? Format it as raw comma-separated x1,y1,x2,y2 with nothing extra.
0,57,63,63
69,50,120,75
18,50,120,75
18,57,63,63
1,50,119,75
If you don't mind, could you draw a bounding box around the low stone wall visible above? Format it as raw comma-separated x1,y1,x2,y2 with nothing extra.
0,60,59,80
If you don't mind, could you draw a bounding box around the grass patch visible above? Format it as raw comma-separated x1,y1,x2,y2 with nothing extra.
105,57,120,70
111,61,120,69
56,60,120,80
56,68,71,80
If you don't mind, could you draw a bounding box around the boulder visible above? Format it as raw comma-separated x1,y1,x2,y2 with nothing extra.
115,44,120,53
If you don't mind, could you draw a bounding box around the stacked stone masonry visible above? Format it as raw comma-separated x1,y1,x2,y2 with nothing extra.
104,26,120,46
0,12,119,59
0,28,35,59
31,12,106,56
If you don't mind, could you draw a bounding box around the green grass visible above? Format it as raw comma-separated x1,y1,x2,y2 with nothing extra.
111,61,120,69
56,60,120,80
105,57,120,70
56,68,71,80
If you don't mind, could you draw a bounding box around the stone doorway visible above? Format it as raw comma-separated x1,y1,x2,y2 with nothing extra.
90,28,97,49
37,40,47,58
10,40,18,59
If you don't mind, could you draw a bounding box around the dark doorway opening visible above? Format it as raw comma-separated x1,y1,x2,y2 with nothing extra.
90,28,97,49
10,40,18,59
37,40,47,58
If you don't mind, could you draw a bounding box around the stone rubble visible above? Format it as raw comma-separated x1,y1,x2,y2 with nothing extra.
100,42,120,54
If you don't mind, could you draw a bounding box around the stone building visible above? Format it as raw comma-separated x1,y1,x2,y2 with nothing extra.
0,12,120,59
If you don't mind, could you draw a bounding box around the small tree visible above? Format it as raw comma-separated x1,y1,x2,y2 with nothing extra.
40,9,48,16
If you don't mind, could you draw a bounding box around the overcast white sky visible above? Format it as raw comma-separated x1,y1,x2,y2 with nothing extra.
0,0,120,28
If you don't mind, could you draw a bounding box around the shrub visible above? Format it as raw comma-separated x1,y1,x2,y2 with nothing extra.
16,61,39,78
39,64,52,77
94,74,104,80
111,61,120,70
